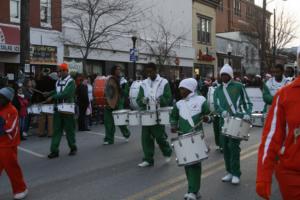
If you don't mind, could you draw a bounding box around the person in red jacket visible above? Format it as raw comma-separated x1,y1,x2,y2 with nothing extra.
256,47,300,200
0,87,28,200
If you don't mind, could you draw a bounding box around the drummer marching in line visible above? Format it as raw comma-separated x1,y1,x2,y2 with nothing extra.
45,63,78,159
213,64,253,184
103,65,131,145
262,63,290,113
136,62,173,167
170,78,211,200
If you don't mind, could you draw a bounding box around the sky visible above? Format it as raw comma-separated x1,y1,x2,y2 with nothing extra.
255,0,300,48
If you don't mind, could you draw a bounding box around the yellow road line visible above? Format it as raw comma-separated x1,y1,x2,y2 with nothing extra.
147,150,258,200
125,143,259,200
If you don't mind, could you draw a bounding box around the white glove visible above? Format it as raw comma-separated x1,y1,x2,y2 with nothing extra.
243,115,251,121
142,97,149,104
221,111,229,118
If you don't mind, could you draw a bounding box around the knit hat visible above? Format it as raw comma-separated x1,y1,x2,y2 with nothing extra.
179,78,198,92
58,63,69,71
0,87,15,101
220,64,233,78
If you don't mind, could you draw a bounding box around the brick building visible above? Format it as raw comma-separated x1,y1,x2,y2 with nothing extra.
216,0,271,33
0,0,63,80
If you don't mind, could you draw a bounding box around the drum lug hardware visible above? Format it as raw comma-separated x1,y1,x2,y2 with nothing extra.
183,157,187,162
195,153,199,159
179,140,182,147
191,137,194,143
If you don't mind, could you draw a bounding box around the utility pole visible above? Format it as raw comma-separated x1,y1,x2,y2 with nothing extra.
20,0,31,78
260,0,267,76
273,8,276,68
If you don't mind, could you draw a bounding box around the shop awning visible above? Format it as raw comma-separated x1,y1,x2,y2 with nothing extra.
0,23,20,53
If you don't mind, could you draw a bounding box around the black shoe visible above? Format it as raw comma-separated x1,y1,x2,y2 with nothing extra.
69,148,77,156
48,152,59,159
21,137,27,141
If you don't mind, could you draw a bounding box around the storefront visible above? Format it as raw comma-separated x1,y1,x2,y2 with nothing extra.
0,24,20,81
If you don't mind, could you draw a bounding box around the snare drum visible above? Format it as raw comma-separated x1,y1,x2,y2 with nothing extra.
112,109,129,126
251,113,265,127
129,80,142,110
57,103,75,114
222,117,252,140
158,107,173,125
171,132,208,166
128,111,140,126
41,104,54,114
140,111,157,126
29,104,42,115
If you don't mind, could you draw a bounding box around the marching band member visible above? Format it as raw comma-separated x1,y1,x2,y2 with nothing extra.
263,64,290,112
256,47,300,200
103,65,131,145
212,79,223,151
213,64,252,184
136,62,172,167
256,76,300,200
46,63,77,159
0,87,28,199
170,78,211,200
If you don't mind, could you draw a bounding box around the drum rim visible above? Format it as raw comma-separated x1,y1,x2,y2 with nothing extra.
157,106,173,111
226,116,252,125
176,157,208,167
112,109,130,114
171,131,202,141
140,111,157,114
128,111,140,114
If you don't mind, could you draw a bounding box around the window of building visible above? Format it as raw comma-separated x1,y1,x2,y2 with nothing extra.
40,0,52,27
10,0,21,23
234,0,241,16
218,0,224,11
246,5,254,20
197,15,212,45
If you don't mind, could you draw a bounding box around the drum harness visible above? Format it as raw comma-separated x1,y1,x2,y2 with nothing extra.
54,75,72,111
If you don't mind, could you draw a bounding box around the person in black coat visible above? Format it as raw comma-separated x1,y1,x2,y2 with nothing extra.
76,76,90,131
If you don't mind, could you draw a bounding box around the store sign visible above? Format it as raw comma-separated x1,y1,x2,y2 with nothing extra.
0,43,20,52
66,60,83,73
30,45,57,65
0,25,20,53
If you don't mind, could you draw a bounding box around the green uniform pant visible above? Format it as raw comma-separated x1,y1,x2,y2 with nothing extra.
221,135,241,177
141,125,172,164
50,112,77,153
213,115,222,148
185,163,202,194
104,108,130,144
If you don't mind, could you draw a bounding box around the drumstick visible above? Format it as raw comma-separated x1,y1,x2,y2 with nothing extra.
31,88,44,94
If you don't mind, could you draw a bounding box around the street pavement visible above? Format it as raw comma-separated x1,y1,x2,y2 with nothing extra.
0,123,282,200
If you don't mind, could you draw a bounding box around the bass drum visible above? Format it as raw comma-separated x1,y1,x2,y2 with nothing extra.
129,80,142,110
93,76,120,109
93,76,107,107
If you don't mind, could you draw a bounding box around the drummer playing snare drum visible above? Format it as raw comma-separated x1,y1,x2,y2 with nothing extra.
213,64,253,185
170,78,211,200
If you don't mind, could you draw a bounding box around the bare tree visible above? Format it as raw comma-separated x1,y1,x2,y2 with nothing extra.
62,0,143,74
140,16,187,68
243,8,298,71
270,10,297,52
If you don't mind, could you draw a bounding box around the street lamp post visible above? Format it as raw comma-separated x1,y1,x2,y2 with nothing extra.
261,0,288,76
227,43,232,66
131,33,137,80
